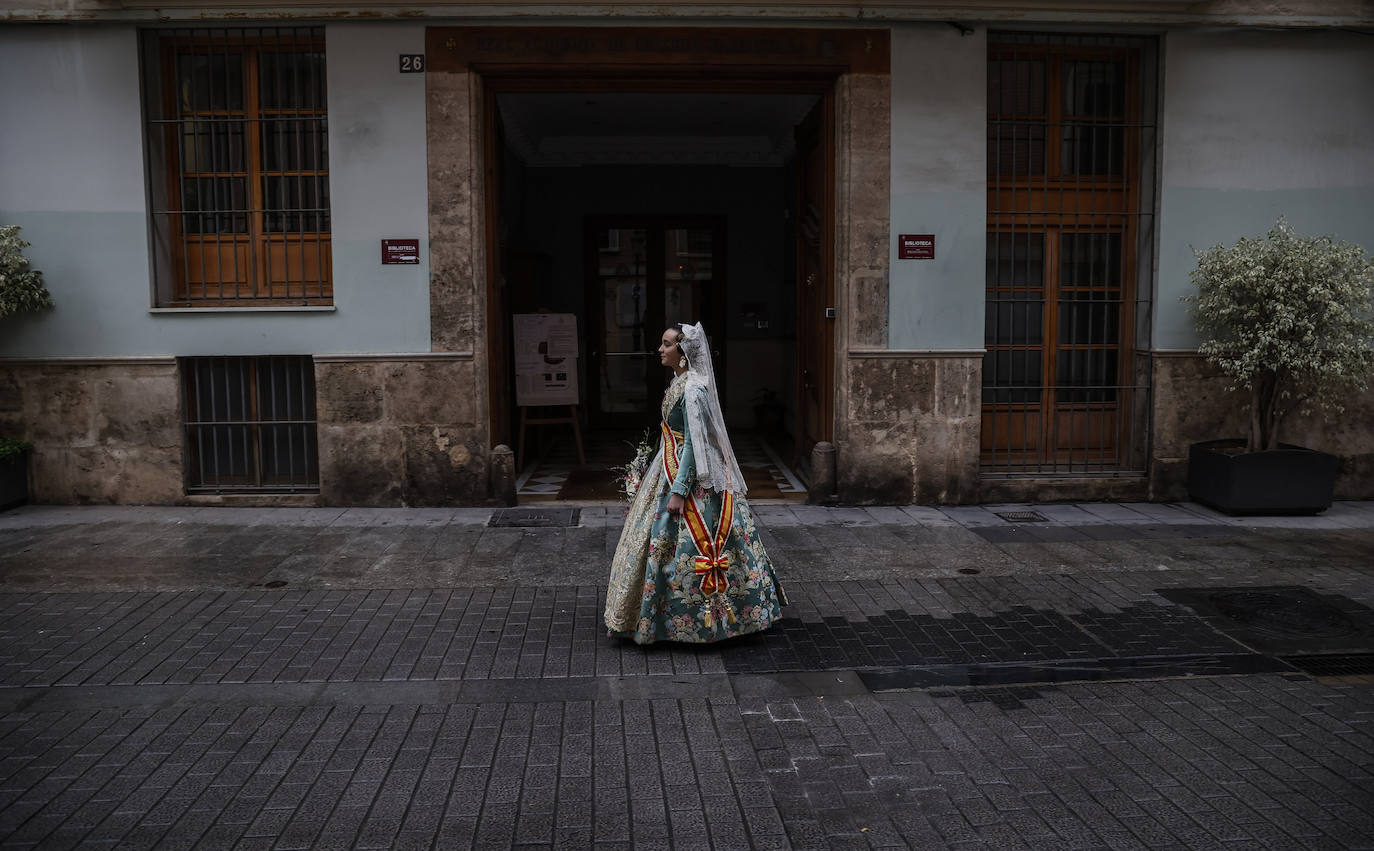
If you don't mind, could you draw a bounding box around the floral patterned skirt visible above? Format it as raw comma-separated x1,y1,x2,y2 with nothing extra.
604,447,788,644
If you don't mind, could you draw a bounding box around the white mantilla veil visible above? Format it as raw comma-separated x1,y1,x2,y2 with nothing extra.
677,322,748,495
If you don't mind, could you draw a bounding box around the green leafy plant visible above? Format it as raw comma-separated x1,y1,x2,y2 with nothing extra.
1184,218,1374,453
0,437,32,463
0,225,53,319
1,226,50,463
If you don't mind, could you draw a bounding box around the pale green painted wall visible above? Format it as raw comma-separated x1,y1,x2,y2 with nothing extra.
9,23,1371,362
886,25,1374,355
1156,188,1374,349
1155,29,1374,350
888,192,985,347
887,25,987,352
0,23,432,357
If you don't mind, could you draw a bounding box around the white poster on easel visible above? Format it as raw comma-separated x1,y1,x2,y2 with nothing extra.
513,313,580,406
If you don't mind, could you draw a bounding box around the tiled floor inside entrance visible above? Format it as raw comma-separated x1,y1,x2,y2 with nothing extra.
516,429,806,501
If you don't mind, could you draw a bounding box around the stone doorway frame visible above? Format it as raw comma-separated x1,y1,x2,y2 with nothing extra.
424,25,890,495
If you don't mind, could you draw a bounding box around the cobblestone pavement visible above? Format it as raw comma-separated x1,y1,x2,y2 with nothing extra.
1,503,1372,849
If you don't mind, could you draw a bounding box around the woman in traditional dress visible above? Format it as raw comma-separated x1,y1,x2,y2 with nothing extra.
604,322,788,644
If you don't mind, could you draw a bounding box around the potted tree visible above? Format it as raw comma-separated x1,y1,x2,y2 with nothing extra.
1183,218,1374,515
0,225,53,510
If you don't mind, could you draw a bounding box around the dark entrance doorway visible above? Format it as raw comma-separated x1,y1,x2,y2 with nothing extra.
426,26,889,500
490,94,812,501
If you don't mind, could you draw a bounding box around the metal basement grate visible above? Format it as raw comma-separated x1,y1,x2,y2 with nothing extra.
1282,653,1374,678
996,511,1049,523
488,507,581,528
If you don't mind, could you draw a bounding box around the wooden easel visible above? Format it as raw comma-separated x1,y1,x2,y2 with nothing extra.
517,404,586,470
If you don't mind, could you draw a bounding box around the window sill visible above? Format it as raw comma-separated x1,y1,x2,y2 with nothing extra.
150,306,336,314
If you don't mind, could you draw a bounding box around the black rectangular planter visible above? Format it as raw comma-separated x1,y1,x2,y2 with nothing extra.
0,452,28,511
1188,439,1339,516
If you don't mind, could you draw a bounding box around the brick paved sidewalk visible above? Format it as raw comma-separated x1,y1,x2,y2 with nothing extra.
1,503,1372,849
2,677,1371,850
1,501,1372,591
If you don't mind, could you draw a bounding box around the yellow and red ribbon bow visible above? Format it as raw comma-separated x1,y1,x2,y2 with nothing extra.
661,420,736,600
687,490,733,596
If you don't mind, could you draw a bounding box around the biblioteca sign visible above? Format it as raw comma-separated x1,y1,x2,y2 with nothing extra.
381,239,420,265
898,234,935,260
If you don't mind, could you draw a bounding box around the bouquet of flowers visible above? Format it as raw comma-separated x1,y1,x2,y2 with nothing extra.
614,427,658,502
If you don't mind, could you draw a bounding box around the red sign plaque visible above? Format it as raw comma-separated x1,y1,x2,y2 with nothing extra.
898,234,935,260
381,239,420,265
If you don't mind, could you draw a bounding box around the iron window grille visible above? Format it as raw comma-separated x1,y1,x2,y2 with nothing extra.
181,356,320,493
141,27,332,307
983,32,1158,477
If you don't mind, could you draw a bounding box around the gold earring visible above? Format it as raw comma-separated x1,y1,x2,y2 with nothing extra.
678,357,687,369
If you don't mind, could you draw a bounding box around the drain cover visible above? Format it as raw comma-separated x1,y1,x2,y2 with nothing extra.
1159,586,1372,654
1209,589,1358,639
488,507,581,528
996,511,1049,523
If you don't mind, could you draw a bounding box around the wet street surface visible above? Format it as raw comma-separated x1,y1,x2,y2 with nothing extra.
1,502,1372,849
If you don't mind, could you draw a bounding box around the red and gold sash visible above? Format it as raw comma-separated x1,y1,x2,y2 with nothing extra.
661,420,734,598
661,420,683,482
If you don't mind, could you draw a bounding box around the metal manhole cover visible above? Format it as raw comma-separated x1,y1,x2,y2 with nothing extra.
995,511,1048,523
488,507,581,528
1209,590,1358,639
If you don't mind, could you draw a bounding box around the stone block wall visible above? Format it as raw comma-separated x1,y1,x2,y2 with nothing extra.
0,360,183,504
839,72,892,350
1150,354,1374,500
424,66,493,503
0,356,490,507
838,354,981,504
315,357,486,506
426,69,481,356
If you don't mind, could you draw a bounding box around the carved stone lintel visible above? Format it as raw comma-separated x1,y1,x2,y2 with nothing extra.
32,1,1367,28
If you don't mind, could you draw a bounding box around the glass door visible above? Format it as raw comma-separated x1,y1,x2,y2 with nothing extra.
593,225,654,418
664,226,715,333
586,217,725,426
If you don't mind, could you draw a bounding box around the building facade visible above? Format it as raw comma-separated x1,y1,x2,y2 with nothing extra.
2,1,1372,506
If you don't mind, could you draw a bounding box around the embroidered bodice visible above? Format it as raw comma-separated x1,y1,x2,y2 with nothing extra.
661,371,689,423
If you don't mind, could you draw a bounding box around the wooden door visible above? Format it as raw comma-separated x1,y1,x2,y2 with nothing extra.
794,99,834,469
485,93,514,447
982,39,1145,473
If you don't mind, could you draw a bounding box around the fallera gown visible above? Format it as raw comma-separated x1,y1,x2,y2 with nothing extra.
604,372,788,644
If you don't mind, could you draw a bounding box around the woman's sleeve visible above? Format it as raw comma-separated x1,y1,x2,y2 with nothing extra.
670,410,696,497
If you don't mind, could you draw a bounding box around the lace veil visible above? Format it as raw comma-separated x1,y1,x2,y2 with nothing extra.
677,322,748,495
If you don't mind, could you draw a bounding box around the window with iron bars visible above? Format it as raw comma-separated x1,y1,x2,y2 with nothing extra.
181,356,320,493
141,28,332,307
983,32,1158,476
